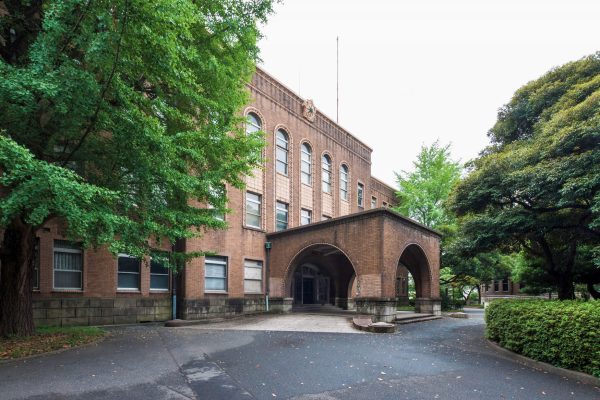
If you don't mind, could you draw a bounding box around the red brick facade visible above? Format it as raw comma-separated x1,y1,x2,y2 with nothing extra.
30,67,441,326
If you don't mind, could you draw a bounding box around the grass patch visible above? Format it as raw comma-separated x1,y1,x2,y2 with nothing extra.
0,326,105,360
396,305,415,311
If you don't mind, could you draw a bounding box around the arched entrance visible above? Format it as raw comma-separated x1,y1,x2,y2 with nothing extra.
285,244,356,310
266,209,442,320
396,244,437,314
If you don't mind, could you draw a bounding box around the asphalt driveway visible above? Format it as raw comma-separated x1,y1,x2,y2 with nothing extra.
0,311,598,400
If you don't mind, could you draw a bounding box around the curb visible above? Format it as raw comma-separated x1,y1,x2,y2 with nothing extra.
486,340,600,387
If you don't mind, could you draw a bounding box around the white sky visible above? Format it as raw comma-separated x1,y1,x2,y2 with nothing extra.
257,0,600,186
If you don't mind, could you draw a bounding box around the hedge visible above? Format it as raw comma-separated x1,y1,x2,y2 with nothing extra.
485,299,600,378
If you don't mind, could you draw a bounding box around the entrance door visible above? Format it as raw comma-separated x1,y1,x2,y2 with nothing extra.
316,277,330,304
302,277,315,304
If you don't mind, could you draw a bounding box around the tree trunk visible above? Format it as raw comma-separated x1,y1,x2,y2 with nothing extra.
587,282,600,300
556,275,575,300
0,218,36,337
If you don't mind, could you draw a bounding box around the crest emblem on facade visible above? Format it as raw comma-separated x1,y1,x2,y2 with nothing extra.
302,99,316,122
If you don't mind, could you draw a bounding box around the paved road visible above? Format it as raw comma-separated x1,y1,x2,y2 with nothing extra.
0,312,598,400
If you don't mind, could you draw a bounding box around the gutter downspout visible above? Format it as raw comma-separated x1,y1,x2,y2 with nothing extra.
265,242,272,312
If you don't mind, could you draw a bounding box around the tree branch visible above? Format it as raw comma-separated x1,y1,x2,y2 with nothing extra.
61,1,130,167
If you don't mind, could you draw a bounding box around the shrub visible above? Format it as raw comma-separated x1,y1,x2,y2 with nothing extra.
486,299,600,377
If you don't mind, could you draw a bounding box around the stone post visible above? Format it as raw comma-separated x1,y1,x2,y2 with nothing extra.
355,297,397,322
415,298,441,316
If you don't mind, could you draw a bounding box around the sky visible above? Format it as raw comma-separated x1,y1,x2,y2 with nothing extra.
257,0,600,186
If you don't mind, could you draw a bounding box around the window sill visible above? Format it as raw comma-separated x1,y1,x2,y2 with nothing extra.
150,289,170,293
276,172,289,178
117,289,141,293
52,289,83,293
245,292,263,295
205,291,228,295
301,183,312,188
243,225,266,233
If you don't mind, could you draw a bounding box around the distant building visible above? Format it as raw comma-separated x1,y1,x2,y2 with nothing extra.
480,278,550,306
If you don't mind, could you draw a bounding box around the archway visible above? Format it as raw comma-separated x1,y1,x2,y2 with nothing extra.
285,244,356,310
396,244,435,314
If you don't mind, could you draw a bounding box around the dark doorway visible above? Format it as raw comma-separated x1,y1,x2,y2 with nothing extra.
292,264,332,305
302,278,315,304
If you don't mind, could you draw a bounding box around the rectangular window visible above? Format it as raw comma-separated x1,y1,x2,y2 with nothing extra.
382,201,388,208
208,185,225,221
340,168,349,201
53,240,83,290
33,238,40,290
244,260,263,293
276,201,289,231
357,183,364,207
301,209,312,225
502,279,509,292
493,280,499,292
246,192,262,228
301,147,312,185
276,147,288,175
205,256,227,292
150,254,170,291
371,196,377,209
118,254,141,290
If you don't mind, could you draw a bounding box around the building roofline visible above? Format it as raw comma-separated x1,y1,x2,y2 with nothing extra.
266,208,442,240
252,66,373,153
371,176,396,192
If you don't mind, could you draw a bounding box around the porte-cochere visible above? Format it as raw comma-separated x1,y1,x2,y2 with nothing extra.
266,208,441,322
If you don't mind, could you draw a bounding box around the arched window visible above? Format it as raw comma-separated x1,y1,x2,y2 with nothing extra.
322,154,332,193
246,112,261,135
276,129,289,175
340,164,349,200
301,143,312,185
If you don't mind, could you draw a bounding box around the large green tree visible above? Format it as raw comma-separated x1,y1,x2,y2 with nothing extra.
394,140,462,230
449,54,600,300
0,0,274,336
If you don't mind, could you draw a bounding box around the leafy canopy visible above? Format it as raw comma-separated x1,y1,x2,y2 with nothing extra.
394,140,462,231
0,0,274,259
449,53,600,297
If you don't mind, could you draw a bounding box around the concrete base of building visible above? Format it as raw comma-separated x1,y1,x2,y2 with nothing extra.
347,298,356,310
415,298,442,316
180,297,270,320
33,297,172,327
268,297,293,313
334,297,354,310
354,297,397,322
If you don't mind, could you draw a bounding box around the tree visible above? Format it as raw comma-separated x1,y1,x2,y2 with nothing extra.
449,54,600,300
394,140,462,230
0,0,274,336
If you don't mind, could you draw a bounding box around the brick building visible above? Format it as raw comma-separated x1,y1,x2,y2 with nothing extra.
30,68,441,326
